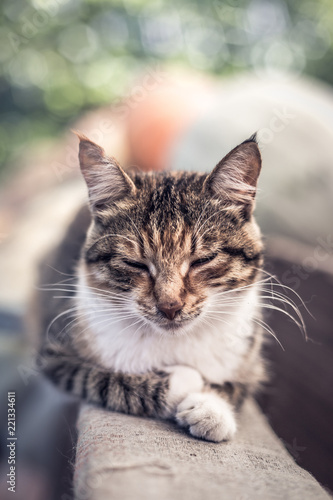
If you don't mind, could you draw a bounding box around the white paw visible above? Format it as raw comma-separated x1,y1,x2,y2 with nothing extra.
163,365,204,416
176,392,237,442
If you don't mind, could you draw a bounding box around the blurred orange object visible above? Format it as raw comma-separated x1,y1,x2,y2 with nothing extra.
126,74,215,171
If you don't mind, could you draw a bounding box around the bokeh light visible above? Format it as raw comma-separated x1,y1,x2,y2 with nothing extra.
1,0,333,173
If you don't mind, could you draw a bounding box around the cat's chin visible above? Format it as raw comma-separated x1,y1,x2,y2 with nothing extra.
161,322,186,331
152,318,194,335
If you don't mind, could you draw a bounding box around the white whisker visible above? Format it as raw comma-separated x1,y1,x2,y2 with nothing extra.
88,233,140,249
77,312,141,338
64,310,138,336
194,205,238,246
124,213,144,250
39,285,134,303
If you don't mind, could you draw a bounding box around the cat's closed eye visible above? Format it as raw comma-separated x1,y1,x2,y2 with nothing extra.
190,253,217,268
123,260,149,272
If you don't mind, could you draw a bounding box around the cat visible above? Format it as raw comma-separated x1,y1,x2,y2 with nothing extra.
36,133,266,443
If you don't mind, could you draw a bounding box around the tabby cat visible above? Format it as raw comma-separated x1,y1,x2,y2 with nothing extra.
36,133,266,442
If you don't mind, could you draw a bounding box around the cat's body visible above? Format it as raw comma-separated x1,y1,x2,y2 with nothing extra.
36,134,266,442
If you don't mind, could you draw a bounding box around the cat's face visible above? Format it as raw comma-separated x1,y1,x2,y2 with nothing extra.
78,135,263,335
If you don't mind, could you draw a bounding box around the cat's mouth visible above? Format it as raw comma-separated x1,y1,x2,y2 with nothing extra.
141,310,201,334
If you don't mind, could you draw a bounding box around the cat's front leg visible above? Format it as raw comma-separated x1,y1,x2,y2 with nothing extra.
176,392,237,443
175,382,246,442
162,365,205,417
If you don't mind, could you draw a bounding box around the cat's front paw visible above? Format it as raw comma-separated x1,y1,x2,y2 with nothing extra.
163,365,204,416
176,392,237,442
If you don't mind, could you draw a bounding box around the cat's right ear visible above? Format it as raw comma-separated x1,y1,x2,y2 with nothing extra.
204,134,261,210
75,133,136,214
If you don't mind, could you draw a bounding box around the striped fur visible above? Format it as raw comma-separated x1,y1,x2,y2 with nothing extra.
40,344,170,417
36,135,266,442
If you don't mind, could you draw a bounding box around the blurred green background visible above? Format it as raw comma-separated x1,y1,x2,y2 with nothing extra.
1,0,333,175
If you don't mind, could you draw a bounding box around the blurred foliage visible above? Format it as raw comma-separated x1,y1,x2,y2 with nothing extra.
1,0,333,173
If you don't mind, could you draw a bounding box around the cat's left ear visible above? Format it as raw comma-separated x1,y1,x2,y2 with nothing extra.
204,134,261,210
75,133,136,214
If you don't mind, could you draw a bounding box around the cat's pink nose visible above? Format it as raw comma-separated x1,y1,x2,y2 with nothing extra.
158,301,183,320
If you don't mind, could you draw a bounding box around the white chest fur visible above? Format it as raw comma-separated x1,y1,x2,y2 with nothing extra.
76,278,258,385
